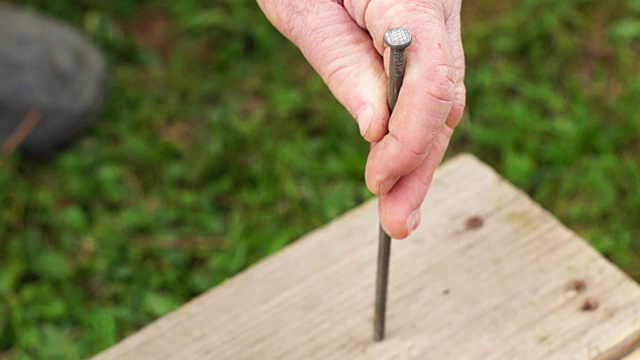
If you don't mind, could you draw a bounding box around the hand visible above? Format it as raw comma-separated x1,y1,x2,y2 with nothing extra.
257,0,466,239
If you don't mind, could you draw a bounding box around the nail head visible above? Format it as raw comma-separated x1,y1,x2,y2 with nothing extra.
384,27,412,50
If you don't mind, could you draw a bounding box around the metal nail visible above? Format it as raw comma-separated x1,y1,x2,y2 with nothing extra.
374,27,412,342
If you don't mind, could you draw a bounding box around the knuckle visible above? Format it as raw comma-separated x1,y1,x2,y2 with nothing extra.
280,11,307,42
319,36,360,95
277,1,318,43
343,0,369,28
391,1,446,22
414,1,446,20
324,56,351,90
421,64,456,103
389,129,429,160
446,84,467,128
366,0,445,31
398,1,447,26
457,83,467,109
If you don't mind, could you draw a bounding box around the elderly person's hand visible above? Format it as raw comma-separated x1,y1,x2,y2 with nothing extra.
257,0,465,239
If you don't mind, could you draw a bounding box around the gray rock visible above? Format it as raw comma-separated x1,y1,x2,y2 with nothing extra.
0,5,109,156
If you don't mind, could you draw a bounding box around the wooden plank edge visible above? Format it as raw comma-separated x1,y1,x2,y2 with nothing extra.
618,341,640,360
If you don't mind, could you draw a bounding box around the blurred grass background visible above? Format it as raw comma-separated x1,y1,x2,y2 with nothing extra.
1,0,639,358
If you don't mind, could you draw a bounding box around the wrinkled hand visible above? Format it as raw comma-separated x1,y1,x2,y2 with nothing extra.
258,0,465,239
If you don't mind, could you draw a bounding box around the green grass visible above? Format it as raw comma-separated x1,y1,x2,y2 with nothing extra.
1,0,639,358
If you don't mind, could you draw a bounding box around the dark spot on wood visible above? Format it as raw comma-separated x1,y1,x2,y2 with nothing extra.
442,289,450,295
567,279,587,293
581,298,599,312
465,216,484,230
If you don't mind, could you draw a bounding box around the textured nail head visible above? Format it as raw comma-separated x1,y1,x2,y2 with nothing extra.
384,27,412,50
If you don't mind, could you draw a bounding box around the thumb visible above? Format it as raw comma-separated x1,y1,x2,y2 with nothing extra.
258,1,388,142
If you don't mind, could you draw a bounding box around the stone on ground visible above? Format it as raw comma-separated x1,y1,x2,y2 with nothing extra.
0,5,109,156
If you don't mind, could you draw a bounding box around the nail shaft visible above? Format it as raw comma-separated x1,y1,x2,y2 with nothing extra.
387,47,408,109
374,27,412,342
373,226,391,341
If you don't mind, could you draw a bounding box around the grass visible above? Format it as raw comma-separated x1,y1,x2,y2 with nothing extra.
1,0,639,358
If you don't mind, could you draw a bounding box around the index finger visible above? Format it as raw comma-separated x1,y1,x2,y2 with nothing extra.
363,2,456,195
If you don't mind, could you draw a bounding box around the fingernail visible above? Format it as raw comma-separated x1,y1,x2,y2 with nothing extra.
356,104,374,138
406,209,421,234
379,178,396,195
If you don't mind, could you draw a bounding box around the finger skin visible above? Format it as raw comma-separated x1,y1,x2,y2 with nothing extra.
444,5,466,129
364,1,456,195
256,0,389,142
379,123,453,239
257,0,466,238
362,0,465,237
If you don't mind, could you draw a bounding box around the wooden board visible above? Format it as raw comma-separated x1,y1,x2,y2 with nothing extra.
624,348,640,360
93,154,640,360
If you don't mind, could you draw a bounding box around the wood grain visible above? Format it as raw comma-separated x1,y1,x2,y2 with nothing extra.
93,154,640,360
